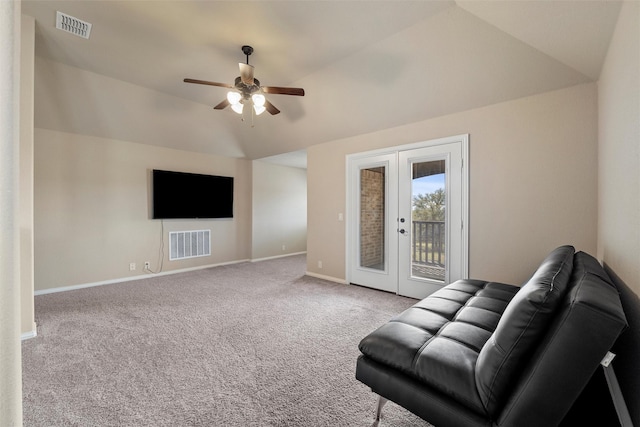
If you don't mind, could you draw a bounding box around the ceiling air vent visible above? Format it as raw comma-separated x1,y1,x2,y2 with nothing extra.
56,11,92,39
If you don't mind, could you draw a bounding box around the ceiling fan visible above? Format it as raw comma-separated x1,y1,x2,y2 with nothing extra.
184,45,305,116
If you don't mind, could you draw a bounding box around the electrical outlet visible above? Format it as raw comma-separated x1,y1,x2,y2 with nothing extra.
282,244,286,251
129,262,136,271
144,261,150,270
317,260,323,269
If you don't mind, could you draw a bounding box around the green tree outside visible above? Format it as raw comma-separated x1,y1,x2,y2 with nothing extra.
412,188,445,221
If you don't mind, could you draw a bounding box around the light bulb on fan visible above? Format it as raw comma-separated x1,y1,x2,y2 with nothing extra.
252,93,266,107
231,103,243,114
227,91,242,105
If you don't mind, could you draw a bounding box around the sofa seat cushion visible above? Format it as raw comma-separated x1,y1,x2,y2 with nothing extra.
358,280,519,415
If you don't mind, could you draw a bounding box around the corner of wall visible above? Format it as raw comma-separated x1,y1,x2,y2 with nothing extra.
597,0,640,297
20,12,36,337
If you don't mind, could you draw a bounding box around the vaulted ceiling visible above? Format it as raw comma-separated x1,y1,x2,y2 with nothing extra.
22,1,622,167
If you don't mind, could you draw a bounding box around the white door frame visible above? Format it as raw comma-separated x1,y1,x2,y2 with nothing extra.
346,134,469,296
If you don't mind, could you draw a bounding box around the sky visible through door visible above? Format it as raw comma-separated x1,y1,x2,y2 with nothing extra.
413,173,445,199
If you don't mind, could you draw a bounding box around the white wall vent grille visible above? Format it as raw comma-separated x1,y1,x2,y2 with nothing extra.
169,230,211,261
56,11,92,39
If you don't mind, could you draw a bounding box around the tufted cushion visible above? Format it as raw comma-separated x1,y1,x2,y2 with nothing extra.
475,245,575,415
358,279,520,415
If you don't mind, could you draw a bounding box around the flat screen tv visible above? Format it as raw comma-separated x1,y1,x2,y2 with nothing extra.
152,169,233,219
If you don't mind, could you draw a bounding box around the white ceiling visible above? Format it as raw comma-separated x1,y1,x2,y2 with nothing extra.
22,1,622,169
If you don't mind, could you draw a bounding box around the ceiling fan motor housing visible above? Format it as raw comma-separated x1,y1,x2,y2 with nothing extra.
234,76,261,100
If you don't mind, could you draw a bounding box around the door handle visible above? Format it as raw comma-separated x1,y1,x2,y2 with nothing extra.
398,229,406,234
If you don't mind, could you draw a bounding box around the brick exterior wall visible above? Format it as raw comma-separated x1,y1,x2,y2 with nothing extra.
360,168,385,269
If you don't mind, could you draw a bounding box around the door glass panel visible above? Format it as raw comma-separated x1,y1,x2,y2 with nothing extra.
359,167,385,271
411,160,445,282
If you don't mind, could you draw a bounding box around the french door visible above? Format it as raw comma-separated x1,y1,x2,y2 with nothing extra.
347,135,468,299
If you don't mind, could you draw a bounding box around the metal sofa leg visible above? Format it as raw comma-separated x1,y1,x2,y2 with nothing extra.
601,352,633,427
371,394,388,427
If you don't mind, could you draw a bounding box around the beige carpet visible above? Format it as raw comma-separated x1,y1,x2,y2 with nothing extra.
22,255,432,426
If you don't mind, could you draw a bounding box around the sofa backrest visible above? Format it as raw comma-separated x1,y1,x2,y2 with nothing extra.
475,245,575,415
495,251,628,426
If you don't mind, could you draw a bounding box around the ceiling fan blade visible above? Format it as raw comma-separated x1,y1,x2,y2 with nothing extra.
264,99,280,115
184,78,233,88
213,99,230,110
239,63,255,86
262,86,305,96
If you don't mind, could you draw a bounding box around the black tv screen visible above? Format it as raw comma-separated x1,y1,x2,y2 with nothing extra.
152,169,233,219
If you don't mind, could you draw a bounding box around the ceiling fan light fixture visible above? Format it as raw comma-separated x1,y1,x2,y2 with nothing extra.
254,104,266,115
227,91,242,105
231,103,244,114
252,93,266,107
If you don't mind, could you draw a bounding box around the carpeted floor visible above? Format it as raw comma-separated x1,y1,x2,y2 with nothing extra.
22,255,433,426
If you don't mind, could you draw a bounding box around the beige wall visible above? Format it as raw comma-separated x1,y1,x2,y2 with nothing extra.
598,1,640,295
20,14,36,337
251,161,307,260
308,83,599,285
34,129,252,291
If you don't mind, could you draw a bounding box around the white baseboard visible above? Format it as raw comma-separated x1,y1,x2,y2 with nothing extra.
305,271,348,285
21,325,37,341
34,259,251,296
251,251,307,263
34,253,311,296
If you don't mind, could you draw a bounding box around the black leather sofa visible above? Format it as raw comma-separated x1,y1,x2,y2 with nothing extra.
356,246,628,427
